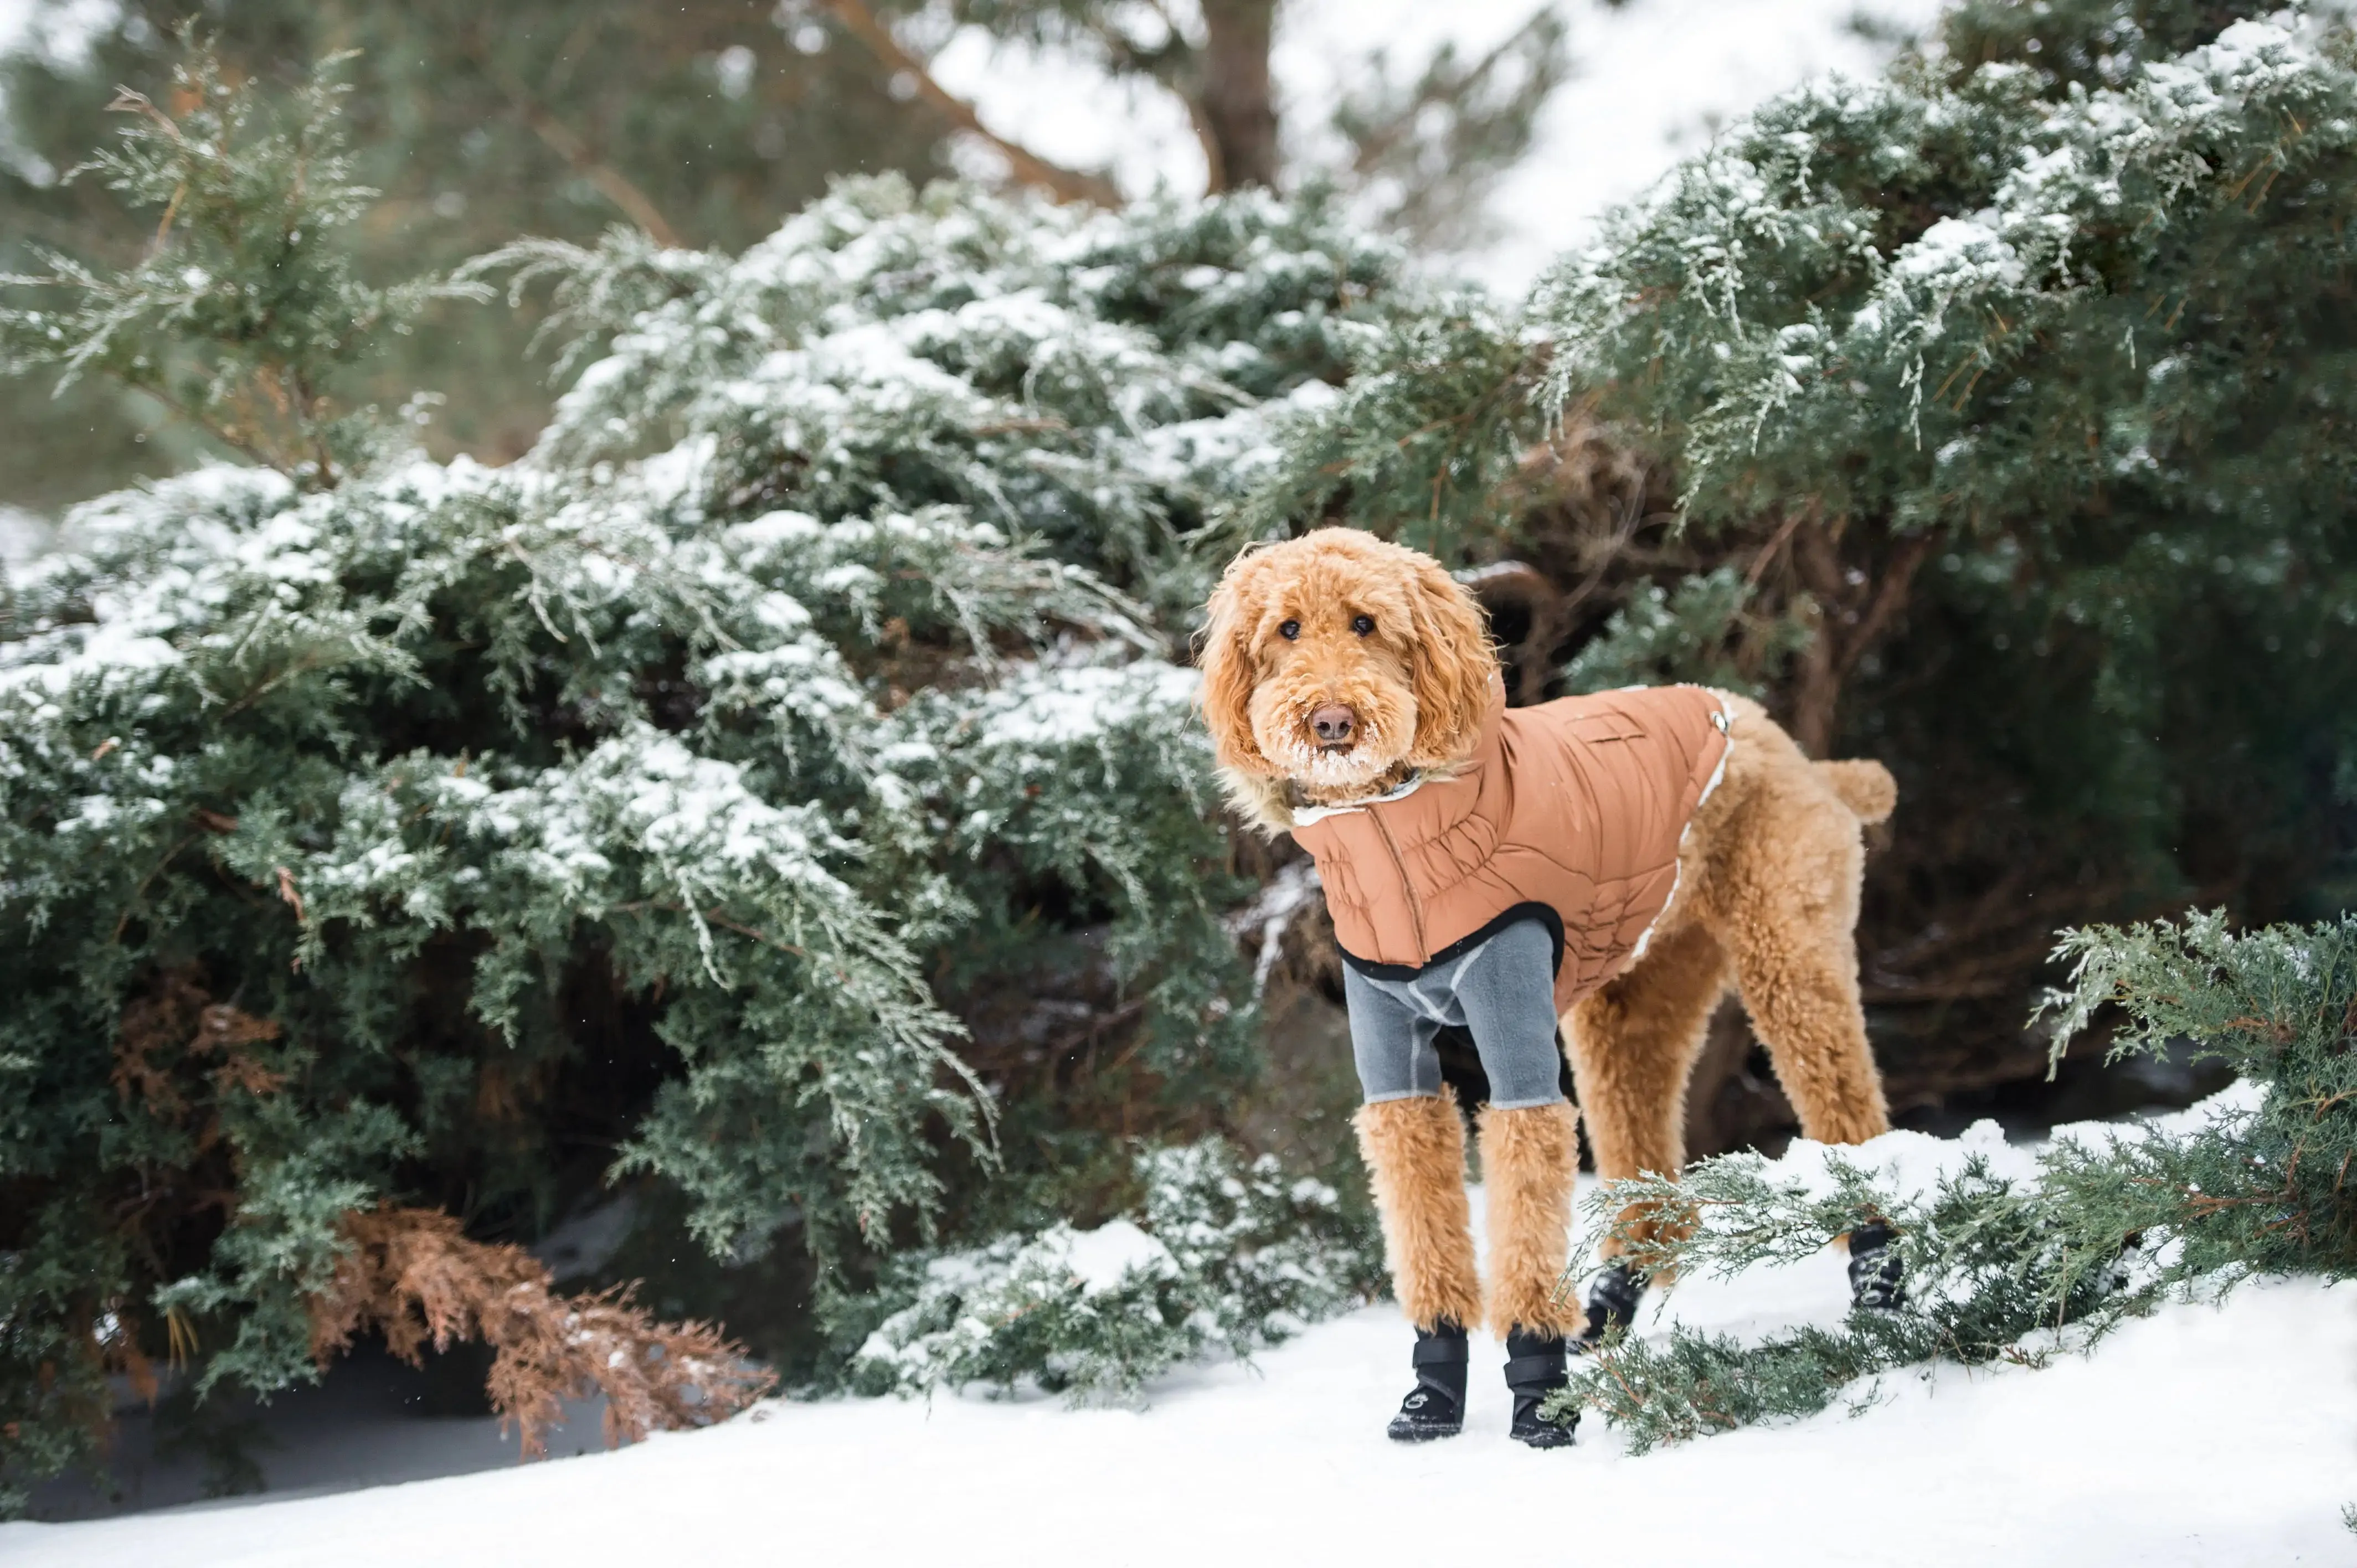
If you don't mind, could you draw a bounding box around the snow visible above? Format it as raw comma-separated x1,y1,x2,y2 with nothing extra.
13,1091,2351,1561
9,1238,2348,1564
1228,858,1322,992
1042,1218,1178,1295
0,0,111,69
967,662,1200,750
0,504,48,564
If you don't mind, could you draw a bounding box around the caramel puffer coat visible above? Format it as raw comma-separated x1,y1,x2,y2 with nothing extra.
1289,679,1732,1014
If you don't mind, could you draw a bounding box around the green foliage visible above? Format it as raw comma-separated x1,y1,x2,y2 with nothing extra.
1226,300,1545,558
0,1206,131,1518
0,1,948,512
841,1136,1382,1401
0,45,1407,1506
1545,910,2357,1451
0,38,484,487
1236,0,2357,1095
1561,564,1812,697
1529,13,2357,541
2036,910,2357,1277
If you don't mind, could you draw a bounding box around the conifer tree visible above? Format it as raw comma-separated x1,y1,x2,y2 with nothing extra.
0,0,1578,521
0,0,948,514
878,0,1571,243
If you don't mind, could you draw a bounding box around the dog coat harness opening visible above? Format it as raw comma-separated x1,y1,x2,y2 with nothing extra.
1289,679,1733,1014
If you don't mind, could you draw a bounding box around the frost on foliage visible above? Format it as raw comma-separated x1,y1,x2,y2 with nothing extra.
2,176,1397,1474
848,1137,1380,1403
1555,911,2357,1452
1525,11,2357,513
479,176,1400,616
1560,564,1813,698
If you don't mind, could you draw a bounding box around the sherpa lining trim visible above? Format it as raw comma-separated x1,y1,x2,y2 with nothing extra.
1624,692,1736,966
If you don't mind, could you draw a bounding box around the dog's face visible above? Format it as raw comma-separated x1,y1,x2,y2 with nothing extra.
1197,529,1497,797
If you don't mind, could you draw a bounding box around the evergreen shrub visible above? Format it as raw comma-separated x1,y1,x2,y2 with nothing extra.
845,1137,1382,1401
1546,911,2357,1450
0,43,1397,1509
1238,1,2357,1104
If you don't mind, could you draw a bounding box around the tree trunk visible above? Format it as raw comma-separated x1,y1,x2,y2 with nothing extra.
1785,517,1848,758
1197,0,1281,191
1784,517,1932,759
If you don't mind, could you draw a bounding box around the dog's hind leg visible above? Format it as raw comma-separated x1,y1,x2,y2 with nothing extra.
1561,920,1730,1252
1716,793,1891,1148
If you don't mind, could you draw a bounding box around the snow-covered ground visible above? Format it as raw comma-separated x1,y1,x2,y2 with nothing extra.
12,1110,2353,1565
8,1272,2348,1564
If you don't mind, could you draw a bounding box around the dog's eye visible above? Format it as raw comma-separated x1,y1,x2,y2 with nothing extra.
1279,619,1300,641
1351,615,1375,637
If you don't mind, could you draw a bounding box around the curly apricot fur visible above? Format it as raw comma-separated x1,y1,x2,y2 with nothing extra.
1201,525,1900,1335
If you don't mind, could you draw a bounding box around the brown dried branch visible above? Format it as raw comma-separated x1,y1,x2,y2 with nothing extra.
817,0,1123,207
115,967,284,1119
469,42,686,247
310,1207,775,1457
274,864,305,924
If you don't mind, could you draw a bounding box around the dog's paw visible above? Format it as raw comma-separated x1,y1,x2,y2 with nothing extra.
1846,1222,1906,1312
1573,1261,1646,1351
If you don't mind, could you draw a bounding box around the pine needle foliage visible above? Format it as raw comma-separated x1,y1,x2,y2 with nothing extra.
0,37,1403,1509
1249,1,2357,691
0,0,951,513
1545,910,2357,1451
0,35,485,487
841,1137,1382,1402
1560,564,1814,698
1234,0,2357,1100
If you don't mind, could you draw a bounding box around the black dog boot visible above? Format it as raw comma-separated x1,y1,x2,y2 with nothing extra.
1846,1222,1906,1311
1503,1327,1577,1449
1387,1321,1468,1442
1574,1261,1646,1352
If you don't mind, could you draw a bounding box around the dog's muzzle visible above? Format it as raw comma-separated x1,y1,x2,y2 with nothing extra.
1310,704,1358,749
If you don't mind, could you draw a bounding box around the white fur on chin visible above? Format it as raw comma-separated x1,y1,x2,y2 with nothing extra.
1259,722,1396,792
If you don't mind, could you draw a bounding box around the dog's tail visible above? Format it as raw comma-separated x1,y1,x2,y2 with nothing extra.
1814,759,1896,826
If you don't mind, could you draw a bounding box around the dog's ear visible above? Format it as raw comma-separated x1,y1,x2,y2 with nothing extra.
1403,555,1496,768
1196,556,1277,776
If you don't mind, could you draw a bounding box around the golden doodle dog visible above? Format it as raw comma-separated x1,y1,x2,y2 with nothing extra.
1198,527,1901,1447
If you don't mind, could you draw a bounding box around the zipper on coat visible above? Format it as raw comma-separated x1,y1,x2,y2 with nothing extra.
1368,810,1429,962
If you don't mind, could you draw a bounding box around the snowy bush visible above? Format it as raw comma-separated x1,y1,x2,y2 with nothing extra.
0,46,1401,1510
847,1137,1382,1402
1551,911,2357,1450
1235,0,2357,1121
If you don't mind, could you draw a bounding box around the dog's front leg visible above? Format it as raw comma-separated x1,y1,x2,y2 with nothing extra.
1354,1091,1483,1332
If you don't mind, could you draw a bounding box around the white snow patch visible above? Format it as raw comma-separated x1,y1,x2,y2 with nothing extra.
1055,1219,1179,1295
0,0,115,69
8,1267,2347,1565
11,1085,2346,1565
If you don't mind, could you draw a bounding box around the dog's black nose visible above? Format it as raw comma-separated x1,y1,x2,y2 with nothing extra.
1311,704,1357,744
